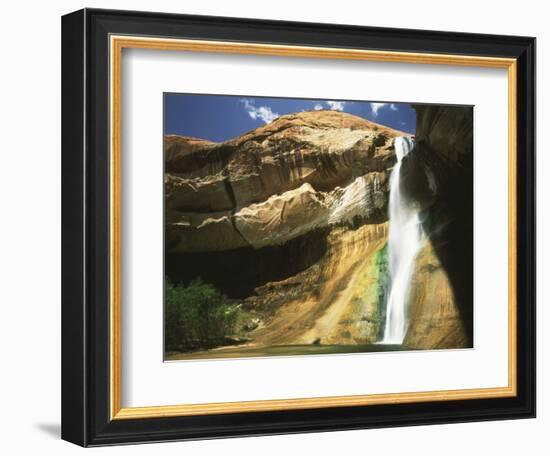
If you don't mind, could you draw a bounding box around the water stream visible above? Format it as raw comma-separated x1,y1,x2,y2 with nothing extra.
380,136,422,344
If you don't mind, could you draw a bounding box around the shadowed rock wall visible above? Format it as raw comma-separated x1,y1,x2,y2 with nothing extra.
402,105,474,347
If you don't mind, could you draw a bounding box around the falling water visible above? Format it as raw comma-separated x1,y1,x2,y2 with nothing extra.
380,136,422,344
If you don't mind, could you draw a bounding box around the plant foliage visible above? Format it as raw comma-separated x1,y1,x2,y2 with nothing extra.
165,278,239,351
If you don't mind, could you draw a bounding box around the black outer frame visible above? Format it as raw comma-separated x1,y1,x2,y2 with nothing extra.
61,8,536,447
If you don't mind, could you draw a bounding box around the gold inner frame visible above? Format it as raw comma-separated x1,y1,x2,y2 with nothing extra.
109,35,518,420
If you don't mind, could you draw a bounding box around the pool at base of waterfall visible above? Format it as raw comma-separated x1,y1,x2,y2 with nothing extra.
165,343,411,360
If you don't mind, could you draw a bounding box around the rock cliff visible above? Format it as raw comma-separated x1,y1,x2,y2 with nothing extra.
165,110,397,253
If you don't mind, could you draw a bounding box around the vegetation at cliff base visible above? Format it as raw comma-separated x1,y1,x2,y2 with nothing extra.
165,278,240,352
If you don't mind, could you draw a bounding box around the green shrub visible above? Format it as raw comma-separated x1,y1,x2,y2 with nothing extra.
165,278,240,351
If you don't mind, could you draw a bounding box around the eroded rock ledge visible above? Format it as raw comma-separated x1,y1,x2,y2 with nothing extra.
165,110,403,253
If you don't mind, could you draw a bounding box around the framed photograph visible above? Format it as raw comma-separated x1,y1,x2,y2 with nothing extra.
62,8,535,446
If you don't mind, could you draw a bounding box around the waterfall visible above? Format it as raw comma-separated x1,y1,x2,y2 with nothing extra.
380,136,422,344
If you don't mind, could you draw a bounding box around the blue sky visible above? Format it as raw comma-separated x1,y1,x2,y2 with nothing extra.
164,93,416,142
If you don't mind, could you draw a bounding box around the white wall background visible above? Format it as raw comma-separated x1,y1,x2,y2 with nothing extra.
0,0,545,454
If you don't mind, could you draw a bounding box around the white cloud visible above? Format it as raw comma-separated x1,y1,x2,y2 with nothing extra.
370,102,398,117
370,102,387,116
240,99,279,124
313,103,324,110
326,100,346,111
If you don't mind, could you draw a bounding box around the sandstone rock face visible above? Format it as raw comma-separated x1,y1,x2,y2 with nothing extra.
165,110,398,253
165,108,472,351
245,224,389,346
405,239,467,349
